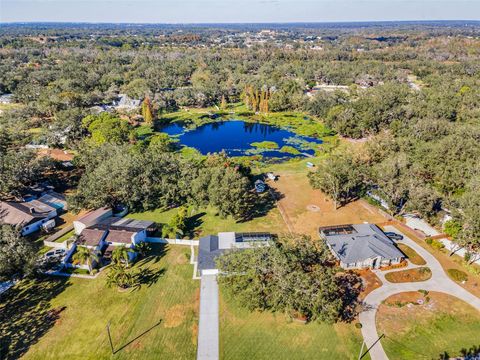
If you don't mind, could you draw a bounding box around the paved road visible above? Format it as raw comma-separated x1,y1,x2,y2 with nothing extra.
197,275,219,360
359,226,480,360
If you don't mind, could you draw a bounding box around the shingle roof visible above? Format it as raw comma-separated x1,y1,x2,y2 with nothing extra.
104,229,135,244
77,228,106,247
198,235,222,270
322,224,404,264
0,200,55,227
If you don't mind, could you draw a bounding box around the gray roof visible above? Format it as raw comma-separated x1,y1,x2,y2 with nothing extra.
0,200,56,227
198,235,223,271
321,224,404,264
198,232,272,271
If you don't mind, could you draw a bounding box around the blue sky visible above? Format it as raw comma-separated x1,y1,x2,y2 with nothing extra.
1,0,479,23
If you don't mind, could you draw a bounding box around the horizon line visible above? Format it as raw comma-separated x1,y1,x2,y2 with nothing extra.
2,19,480,26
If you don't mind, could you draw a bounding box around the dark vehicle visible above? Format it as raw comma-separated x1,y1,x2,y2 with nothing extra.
385,232,403,241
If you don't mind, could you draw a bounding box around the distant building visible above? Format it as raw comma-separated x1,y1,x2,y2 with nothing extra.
320,224,404,269
0,94,13,104
113,94,141,111
198,232,273,276
0,200,57,236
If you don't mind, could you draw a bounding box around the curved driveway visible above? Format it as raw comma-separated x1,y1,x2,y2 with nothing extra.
359,226,480,360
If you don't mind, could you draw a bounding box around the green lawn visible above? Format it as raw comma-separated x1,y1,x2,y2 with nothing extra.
378,292,480,359
129,204,287,239
0,244,198,360
219,289,366,360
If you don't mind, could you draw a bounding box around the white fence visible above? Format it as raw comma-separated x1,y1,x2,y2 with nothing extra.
146,237,199,246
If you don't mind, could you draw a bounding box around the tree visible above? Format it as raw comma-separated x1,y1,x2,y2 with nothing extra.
162,206,187,238
106,264,139,290
141,97,154,125
111,245,133,267
0,226,37,281
81,113,133,145
308,152,364,209
217,234,361,323
73,246,98,274
0,148,48,200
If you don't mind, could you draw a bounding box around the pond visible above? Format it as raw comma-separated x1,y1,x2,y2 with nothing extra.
159,120,323,158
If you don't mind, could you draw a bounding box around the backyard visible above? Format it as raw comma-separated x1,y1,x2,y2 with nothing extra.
129,203,288,239
264,160,387,238
0,244,199,360
219,289,367,360
377,291,480,359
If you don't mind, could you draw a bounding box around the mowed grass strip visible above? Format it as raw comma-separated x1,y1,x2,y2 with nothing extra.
378,292,480,360
385,267,432,283
1,245,198,360
397,244,426,265
219,289,366,360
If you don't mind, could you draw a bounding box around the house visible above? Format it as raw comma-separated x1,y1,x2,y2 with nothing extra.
73,207,113,235
198,232,273,275
319,224,404,269
0,93,13,104
74,213,156,266
113,94,141,110
0,200,57,236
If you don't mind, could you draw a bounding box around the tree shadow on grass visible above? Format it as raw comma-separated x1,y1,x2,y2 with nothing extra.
185,212,205,238
240,187,284,223
135,268,166,289
136,243,168,267
0,276,71,360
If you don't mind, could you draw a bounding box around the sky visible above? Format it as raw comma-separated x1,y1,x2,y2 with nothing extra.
1,0,480,24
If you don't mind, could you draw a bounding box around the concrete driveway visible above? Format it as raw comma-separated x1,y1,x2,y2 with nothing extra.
359,226,480,360
197,274,219,360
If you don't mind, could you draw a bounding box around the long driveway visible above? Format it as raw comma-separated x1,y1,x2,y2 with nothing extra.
197,274,219,360
359,226,480,360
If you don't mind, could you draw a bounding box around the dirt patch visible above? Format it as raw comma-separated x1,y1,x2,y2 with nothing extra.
164,305,187,328
356,269,383,299
270,172,387,238
385,267,432,283
306,204,320,212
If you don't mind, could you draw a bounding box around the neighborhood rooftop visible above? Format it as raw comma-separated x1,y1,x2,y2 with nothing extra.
0,200,56,226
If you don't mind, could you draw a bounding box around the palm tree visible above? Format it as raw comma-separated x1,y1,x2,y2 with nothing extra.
133,242,151,258
111,246,133,267
73,246,99,274
106,265,138,290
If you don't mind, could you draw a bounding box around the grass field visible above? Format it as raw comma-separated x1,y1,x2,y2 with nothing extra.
397,244,426,265
0,245,198,360
129,204,288,239
219,289,366,360
378,292,480,359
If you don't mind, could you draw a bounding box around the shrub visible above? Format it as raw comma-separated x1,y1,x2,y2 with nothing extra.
447,269,468,282
418,289,429,296
425,238,433,245
355,323,362,329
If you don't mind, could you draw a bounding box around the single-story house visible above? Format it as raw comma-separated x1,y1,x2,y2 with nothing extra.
0,200,57,236
113,94,141,110
319,223,405,269
198,232,273,276
73,207,113,235
76,228,108,249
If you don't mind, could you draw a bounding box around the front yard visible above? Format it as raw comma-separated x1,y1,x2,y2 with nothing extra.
0,244,198,360
377,291,480,359
219,289,366,360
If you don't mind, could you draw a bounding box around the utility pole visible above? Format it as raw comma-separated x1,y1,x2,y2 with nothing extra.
106,322,115,355
358,334,385,360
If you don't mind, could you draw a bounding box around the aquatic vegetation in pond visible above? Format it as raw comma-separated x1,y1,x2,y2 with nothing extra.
159,120,323,159
250,141,279,150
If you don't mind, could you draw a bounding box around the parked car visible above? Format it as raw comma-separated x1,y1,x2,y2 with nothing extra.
385,232,403,241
